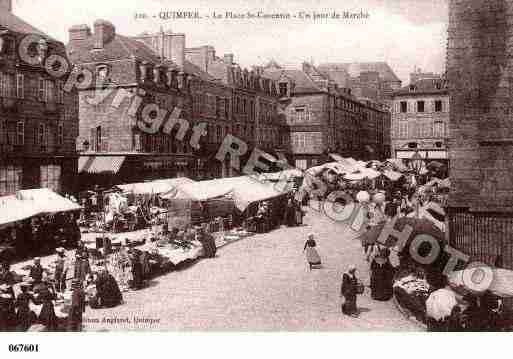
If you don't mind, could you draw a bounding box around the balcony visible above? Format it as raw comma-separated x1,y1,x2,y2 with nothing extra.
1,98,18,113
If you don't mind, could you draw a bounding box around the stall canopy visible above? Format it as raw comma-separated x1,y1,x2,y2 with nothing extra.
162,176,287,211
116,177,194,195
382,170,404,182
343,167,381,181
258,169,304,182
0,188,81,226
385,158,409,172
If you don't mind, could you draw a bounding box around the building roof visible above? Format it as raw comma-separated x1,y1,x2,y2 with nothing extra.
318,62,401,83
263,68,323,94
0,9,54,39
68,31,215,82
394,78,448,96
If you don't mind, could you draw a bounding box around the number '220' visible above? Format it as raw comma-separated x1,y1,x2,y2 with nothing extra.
8,344,39,352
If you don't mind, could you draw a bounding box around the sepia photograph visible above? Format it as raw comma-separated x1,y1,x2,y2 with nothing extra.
0,0,511,349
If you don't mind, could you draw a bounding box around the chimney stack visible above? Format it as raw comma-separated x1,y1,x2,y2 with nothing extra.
170,33,185,68
0,0,12,12
69,24,92,42
93,20,116,49
223,53,234,65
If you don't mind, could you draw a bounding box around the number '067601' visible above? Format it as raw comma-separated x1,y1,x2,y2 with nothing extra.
8,344,39,352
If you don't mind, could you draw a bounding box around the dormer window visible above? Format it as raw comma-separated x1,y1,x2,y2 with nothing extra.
38,39,48,64
96,65,109,82
0,36,14,56
279,82,288,97
409,85,416,92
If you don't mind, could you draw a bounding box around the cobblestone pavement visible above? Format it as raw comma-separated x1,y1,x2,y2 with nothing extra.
82,206,420,332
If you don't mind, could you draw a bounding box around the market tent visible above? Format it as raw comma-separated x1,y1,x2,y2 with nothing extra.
0,195,40,227
258,169,304,182
16,188,82,214
0,189,81,227
343,167,381,181
152,177,195,187
385,158,409,172
228,176,287,211
164,180,234,201
116,177,194,195
164,176,286,211
382,170,404,182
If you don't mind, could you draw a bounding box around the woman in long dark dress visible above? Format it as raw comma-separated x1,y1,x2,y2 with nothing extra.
370,249,395,301
285,199,296,227
67,280,85,332
129,250,144,290
94,270,123,308
15,283,37,331
33,282,58,331
303,234,321,270
341,266,360,317
0,284,15,331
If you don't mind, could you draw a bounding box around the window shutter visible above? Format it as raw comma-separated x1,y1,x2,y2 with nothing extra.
102,127,110,152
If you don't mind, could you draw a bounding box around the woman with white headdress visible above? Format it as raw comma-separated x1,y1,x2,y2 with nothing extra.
340,265,362,317
303,234,322,271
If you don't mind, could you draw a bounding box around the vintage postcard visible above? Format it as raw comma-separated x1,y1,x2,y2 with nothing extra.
0,0,511,348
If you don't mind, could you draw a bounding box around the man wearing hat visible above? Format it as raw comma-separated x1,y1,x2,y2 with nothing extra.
29,258,45,285
54,248,69,293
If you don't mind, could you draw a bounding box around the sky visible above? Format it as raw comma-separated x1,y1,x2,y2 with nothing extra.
11,0,448,85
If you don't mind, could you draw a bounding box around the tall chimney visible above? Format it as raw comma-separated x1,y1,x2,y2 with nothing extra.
170,33,185,68
223,53,234,65
93,20,116,49
0,0,12,12
69,24,92,42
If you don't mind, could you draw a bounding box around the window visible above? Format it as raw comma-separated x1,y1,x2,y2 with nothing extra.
16,121,24,146
16,73,24,99
279,82,288,97
45,80,55,103
40,165,61,192
294,106,308,122
215,96,220,118
0,121,4,145
399,121,408,138
0,72,15,98
38,77,45,101
56,80,64,104
0,165,22,195
400,101,407,113
37,123,45,147
96,65,109,82
417,101,425,113
57,123,64,146
224,99,229,118
433,121,444,138
435,100,443,112
216,125,222,143
243,99,247,115
95,126,101,152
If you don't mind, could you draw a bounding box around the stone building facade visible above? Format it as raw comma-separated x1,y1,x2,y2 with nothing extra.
391,78,450,163
447,0,513,281
184,45,286,161
263,61,391,170
318,62,402,104
0,1,78,196
69,22,231,190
